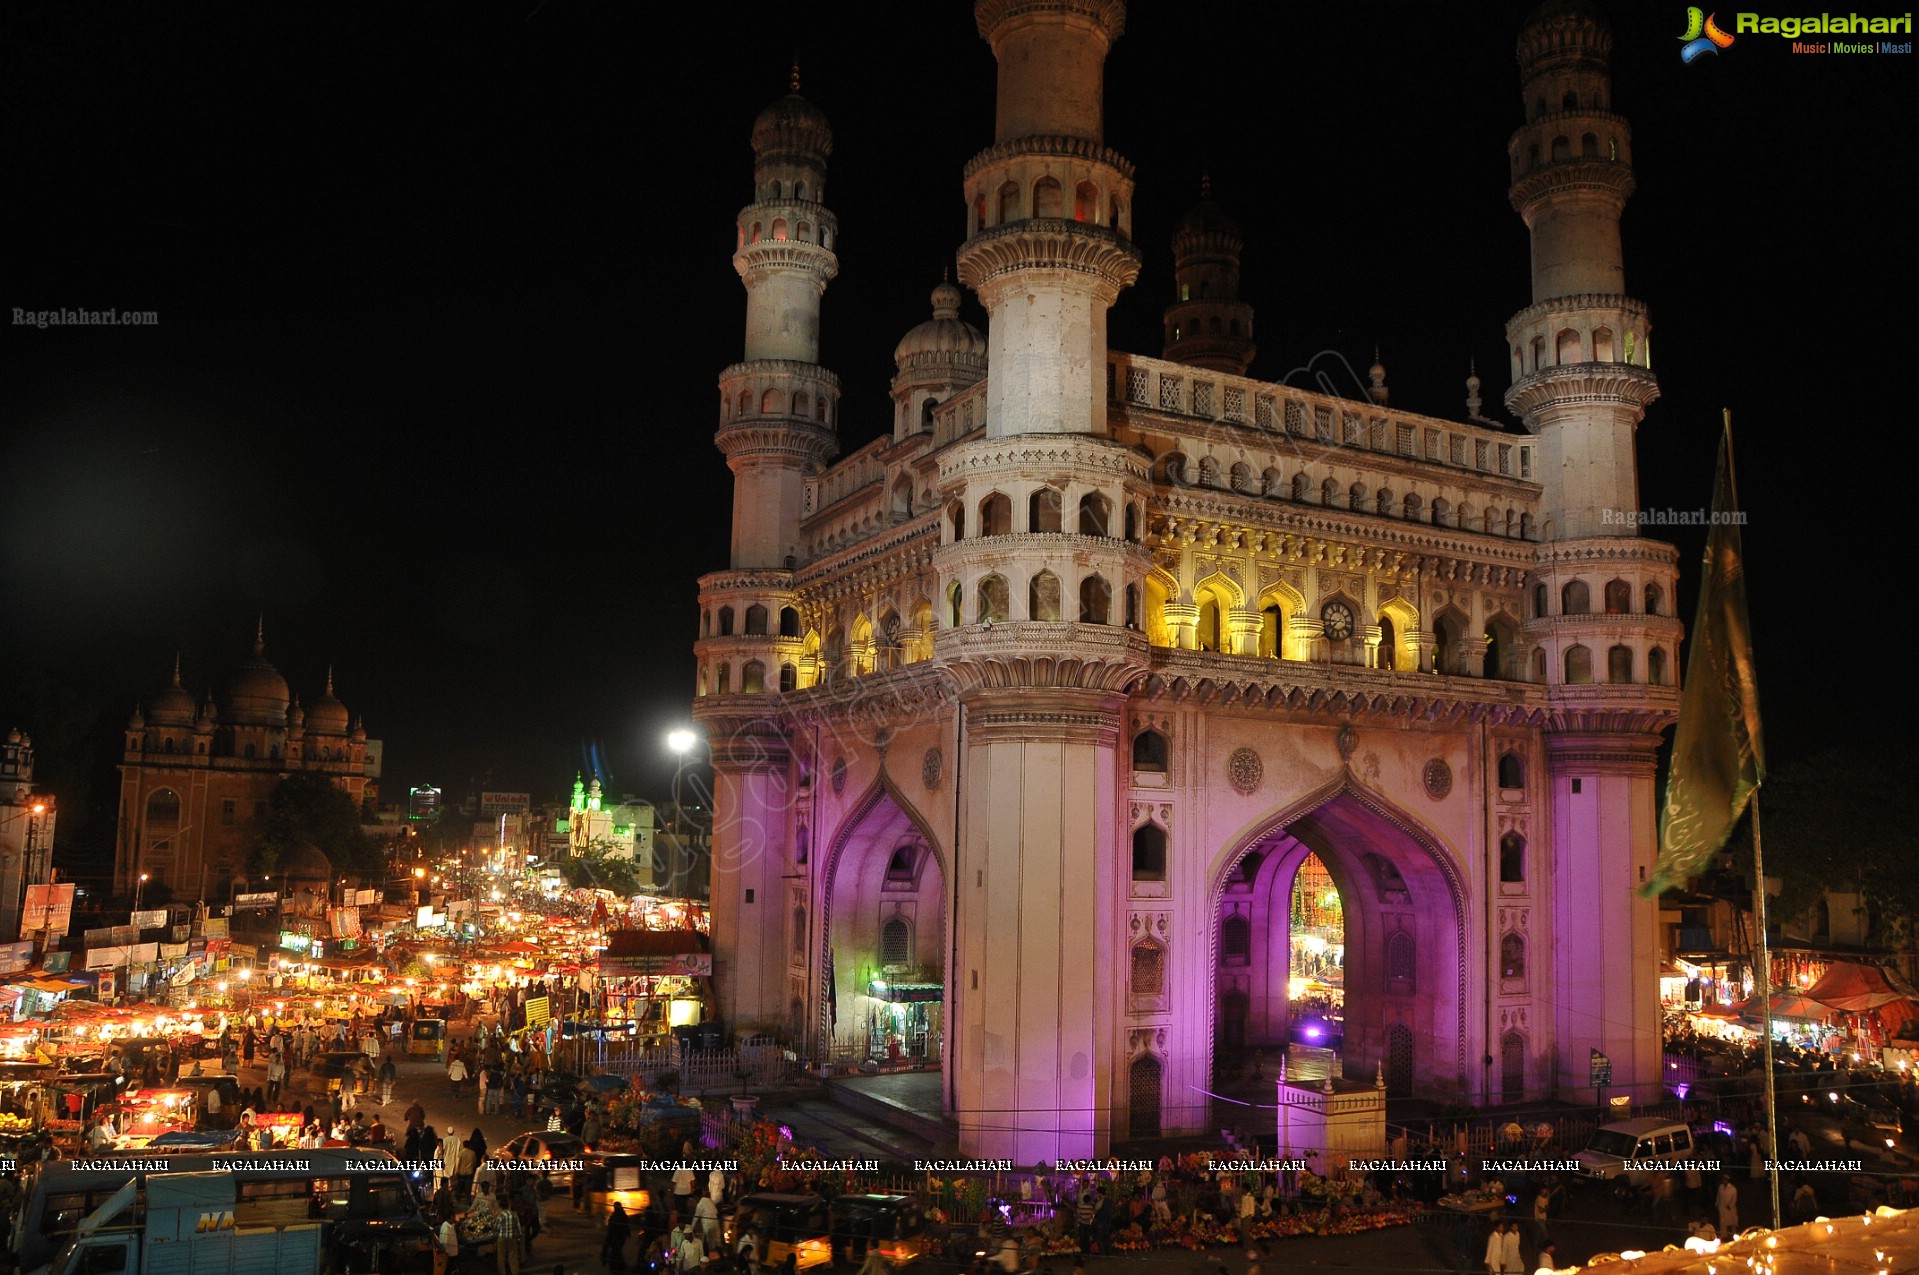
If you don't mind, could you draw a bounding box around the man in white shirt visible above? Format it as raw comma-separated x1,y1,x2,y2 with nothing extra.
1484,1220,1522,1275
693,1192,720,1248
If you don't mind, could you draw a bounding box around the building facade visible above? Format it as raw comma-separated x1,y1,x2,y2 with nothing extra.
693,0,1679,1160
114,627,371,902
0,729,58,944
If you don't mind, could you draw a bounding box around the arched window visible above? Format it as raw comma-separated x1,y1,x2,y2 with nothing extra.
1604,579,1631,613
1029,488,1063,533
1561,580,1590,614
949,502,966,541
1644,583,1664,616
1322,477,1341,507
1029,570,1062,622
244,743,256,759
1434,613,1461,675
997,180,1020,224
887,845,916,881
1231,462,1254,494
1291,473,1311,502
979,493,1011,537
1550,135,1571,162
891,474,912,520
1562,90,1579,111
880,917,911,966
1078,492,1111,536
1130,942,1164,995
1350,481,1369,511
760,388,784,414
1376,488,1393,516
793,907,806,958
1501,933,1527,979
1608,644,1634,683
1431,496,1451,527
1079,574,1111,625
1581,132,1599,157
1033,176,1063,218
1530,335,1546,370
1074,180,1098,222
1128,1053,1162,1139
779,606,801,637
977,574,1009,624
718,607,735,636
1221,914,1250,966
1533,583,1549,618
1520,512,1535,539
1198,457,1221,487
1500,832,1526,883
1124,583,1140,629
146,788,181,827
745,604,768,635
1484,616,1514,679
1378,615,1397,670
1259,604,1283,658
778,663,798,692
716,664,731,695
1531,649,1547,682
946,580,963,628
1132,730,1168,772
162,737,175,753
793,390,810,418
1386,930,1416,987
1497,753,1525,790
1197,597,1221,652
921,398,938,430
1648,647,1668,686
1564,644,1593,684
741,660,766,694
1131,824,1166,880
1123,503,1139,542
1592,327,1615,361
738,390,753,418
1556,328,1582,365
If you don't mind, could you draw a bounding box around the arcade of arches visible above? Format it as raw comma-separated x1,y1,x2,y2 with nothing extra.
819,786,947,1067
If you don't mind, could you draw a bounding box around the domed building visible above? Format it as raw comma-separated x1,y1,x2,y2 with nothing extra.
113,624,374,901
693,1,1680,1160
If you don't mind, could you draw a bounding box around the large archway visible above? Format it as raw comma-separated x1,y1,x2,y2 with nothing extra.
1212,780,1466,1098
819,780,948,1070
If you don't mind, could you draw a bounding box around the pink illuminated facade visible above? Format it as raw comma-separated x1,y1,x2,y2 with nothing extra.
693,0,1678,1159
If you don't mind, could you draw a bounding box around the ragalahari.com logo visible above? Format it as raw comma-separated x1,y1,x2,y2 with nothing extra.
1679,8,1737,61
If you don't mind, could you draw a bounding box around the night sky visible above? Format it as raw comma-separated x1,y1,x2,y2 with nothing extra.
3,2,1910,864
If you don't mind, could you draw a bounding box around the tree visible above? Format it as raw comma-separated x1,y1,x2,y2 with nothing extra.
562,838,644,897
1730,747,1919,946
255,772,382,877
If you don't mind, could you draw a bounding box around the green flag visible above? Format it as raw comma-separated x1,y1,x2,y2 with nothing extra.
1647,414,1766,896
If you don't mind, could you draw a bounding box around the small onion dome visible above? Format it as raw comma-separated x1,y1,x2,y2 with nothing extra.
306,670,349,735
287,698,307,730
350,717,366,743
751,88,832,166
127,706,146,731
148,660,196,727
222,630,291,726
894,279,986,366
1172,196,1240,243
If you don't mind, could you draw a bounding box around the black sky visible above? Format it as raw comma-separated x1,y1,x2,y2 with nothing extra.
3,2,1911,858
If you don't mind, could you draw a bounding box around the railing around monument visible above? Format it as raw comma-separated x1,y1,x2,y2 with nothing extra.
596,1033,786,1094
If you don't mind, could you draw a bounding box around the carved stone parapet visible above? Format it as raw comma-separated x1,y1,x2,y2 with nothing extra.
1504,293,1649,334
974,0,1126,44
962,684,1128,746
956,220,1142,297
1505,364,1659,419
1542,729,1664,775
1529,537,1680,570
699,568,798,595
936,433,1149,489
934,622,1150,695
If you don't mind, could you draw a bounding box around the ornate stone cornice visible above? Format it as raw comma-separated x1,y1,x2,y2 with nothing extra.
936,435,1149,488
686,709,793,771
698,568,797,594
1136,652,1555,728
1507,109,1631,150
719,360,843,391
974,0,1125,44
1153,494,1540,569
1540,684,1680,735
792,518,939,589
962,132,1135,182
1529,537,1680,568
956,220,1142,295
1504,293,1648,332
933,623,1150,695
733,240,840,287
737,198,838,235
715,419,839,467
1508,160,1635,214
1543,731,1663,774
1505,364,1659,419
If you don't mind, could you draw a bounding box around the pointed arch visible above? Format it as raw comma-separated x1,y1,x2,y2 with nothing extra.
1376,595,1420,671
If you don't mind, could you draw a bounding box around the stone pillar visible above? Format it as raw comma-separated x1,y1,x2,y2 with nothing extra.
703,719,794,1036
953,685,1123,1160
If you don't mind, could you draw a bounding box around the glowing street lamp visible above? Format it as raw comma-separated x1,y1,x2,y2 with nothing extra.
136,872,150,913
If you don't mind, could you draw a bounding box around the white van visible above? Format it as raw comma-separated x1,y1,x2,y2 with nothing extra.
1575,1118,1703,1183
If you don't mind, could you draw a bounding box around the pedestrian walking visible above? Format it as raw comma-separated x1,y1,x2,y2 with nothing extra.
605,1202,632,1273
1716,1175,1740,1237
449,1054,469,1096
1484,1220,1522,1275
267,1055,287,1103
494,1202,524,1275
379,1055,398,1107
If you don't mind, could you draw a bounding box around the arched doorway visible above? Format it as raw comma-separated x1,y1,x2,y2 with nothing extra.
1213,783,1466,1099
820,782,948,1070
1128,1054,1163,1138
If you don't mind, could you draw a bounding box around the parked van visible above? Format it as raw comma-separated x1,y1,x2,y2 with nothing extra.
1576,1118,1705,1184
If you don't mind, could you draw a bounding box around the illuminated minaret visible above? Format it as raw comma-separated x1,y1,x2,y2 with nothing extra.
1505,0,1682,1109
698,72,841,1034
1161,177,1256,376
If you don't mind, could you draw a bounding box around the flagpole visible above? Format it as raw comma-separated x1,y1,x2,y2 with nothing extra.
1723,408,1781,1230
1750,794,1781,1229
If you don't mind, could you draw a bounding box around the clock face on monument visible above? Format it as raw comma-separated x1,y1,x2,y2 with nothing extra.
1320,601,1354,641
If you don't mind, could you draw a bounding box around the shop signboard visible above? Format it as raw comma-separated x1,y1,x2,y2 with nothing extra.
23,883,77,937
601,953,712,976
0,940,34,974
234,892,277,910
130,909,168,930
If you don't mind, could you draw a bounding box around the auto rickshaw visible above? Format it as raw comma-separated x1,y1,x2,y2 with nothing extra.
830,1194,928,1268
408,1018,448,1060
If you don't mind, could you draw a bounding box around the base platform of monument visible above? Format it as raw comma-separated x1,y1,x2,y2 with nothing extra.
828,1070,954,1148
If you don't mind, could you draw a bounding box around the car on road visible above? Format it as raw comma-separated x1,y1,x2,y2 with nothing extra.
493,1131,589,1188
